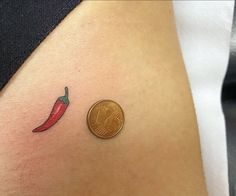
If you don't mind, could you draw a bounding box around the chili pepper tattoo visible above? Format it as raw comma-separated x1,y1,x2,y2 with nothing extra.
32,87,70,133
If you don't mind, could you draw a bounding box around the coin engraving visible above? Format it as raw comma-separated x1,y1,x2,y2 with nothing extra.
87,100,124,139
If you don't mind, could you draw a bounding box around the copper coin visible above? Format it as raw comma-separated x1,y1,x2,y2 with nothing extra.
87,100,125,139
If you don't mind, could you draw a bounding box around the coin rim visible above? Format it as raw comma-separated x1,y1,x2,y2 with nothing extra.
87,100,125,139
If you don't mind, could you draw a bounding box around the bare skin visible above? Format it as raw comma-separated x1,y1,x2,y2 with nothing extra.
0,1,208,196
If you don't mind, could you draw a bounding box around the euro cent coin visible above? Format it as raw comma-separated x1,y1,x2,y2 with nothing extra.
87,100,125,139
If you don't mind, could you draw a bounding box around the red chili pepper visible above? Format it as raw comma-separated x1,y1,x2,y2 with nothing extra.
32,87,70,133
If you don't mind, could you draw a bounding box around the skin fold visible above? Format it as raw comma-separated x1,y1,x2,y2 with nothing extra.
0,1,208,196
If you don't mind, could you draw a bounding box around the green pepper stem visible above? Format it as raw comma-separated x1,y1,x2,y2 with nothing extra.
59,87,69,105
64,87,69,98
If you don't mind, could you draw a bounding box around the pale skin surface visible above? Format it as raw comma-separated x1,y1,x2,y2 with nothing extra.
0,1,208,196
